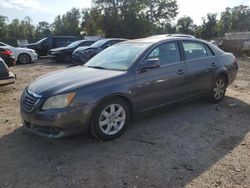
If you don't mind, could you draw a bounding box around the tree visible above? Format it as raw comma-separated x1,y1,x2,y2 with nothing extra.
20,16,35,39
200,13,218,39
176,16,194,34
231,5,250,31
81,8,104,36
144,0,178,34
7,19,22,39
0,15,8,38
52,15,63,35
35,21,52,38
52,8,81,36
92,0,178,38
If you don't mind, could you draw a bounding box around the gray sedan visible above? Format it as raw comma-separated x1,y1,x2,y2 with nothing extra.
20,36,238,140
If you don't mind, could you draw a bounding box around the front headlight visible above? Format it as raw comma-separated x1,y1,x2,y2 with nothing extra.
42,92,76,110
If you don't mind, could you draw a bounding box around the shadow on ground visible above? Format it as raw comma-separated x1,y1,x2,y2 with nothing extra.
0,96,249,187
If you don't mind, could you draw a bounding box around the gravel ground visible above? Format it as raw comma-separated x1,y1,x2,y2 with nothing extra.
0,58,249,188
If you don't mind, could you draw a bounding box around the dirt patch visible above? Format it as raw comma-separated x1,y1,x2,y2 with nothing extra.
0,58,249,187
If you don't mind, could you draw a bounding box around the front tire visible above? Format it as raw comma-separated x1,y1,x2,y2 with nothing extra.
18,53,31,64
63,54,72,63
90,97,130,140
208,76,227,103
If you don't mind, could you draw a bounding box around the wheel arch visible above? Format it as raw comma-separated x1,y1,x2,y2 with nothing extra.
94,93,135,115
87,93,135,135
217,71,229,85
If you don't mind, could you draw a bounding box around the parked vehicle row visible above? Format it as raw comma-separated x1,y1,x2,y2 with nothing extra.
48,40,97,63
72,38,126,65
20,35,238,140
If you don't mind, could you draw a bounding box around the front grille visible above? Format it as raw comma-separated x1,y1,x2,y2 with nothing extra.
22,90,39,112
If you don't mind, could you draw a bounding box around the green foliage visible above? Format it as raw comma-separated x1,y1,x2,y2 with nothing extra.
0,16,8,38
52,8,81,36
1,2,250,41
176,16,194,34
81,8,104,36
89,0,178,38
35,21,52,38
200,13,218,39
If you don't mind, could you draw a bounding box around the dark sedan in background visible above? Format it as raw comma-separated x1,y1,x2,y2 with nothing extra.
48,40,97,63
72,38,126,65
0,57,15,86
20,36,238,140
0,47,15,67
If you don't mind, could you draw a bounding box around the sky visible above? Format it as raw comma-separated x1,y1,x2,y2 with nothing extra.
1,0,250,25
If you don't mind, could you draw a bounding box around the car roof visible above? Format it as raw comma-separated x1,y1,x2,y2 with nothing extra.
126,36,208,45
148,34,195,39
51,36,77,38
74,39,95,42
100,38,127,42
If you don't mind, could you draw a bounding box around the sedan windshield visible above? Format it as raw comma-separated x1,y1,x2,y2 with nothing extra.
90,39,109,48
67,40,84,48
85,42,152,71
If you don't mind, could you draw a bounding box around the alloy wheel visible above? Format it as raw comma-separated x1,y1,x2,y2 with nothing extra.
19,54,31,64
213,78,226,100
99,104,126,136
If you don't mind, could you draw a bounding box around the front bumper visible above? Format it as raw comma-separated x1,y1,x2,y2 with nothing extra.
31,53,38,62
0,71,16,86
48,54,57,60
21,105,93,138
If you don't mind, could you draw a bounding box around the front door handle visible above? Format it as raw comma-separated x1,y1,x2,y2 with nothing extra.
178,69,185,75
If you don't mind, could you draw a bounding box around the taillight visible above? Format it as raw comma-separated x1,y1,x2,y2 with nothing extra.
1,50,12,56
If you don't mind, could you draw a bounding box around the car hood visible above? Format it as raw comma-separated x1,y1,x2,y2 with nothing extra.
15,47,35,52
28,66,125,97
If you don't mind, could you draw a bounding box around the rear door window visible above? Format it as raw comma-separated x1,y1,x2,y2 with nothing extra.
182,41,210,60
205,45,215,56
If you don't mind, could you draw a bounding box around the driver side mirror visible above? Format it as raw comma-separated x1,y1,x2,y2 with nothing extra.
140,58,160,72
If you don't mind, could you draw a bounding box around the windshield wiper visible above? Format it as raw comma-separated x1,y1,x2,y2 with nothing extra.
87,66,106,70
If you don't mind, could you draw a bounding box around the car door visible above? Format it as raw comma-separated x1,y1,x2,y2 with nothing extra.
181,41,217,95
135,41,186,111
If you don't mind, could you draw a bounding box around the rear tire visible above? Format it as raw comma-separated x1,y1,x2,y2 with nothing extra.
208,76,227,103
90,97,130,140
18,53,31,64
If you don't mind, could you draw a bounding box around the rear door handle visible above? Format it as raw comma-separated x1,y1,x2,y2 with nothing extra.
178,69,185,75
